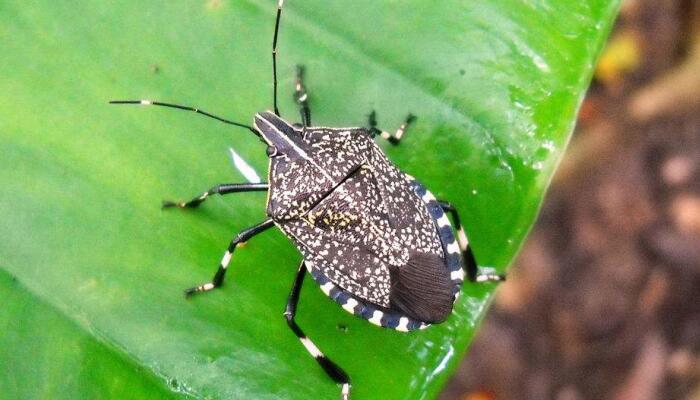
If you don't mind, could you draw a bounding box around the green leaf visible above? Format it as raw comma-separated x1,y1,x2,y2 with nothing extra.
0,1,618,399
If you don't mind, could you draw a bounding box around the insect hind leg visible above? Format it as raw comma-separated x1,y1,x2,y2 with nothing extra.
294,65,312,127
439,201,505,283
367,110,415,145
162,182,269,209
284,261,351,399
184,219,275,296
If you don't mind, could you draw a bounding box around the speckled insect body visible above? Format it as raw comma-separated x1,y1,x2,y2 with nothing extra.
111,1,504,399
258,114,465,330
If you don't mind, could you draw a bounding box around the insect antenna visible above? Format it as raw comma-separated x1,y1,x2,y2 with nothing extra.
272,0,284,116
109,100,259,136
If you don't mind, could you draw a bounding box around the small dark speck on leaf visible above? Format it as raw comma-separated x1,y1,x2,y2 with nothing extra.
151,64,160,74
337,324,348,333
459,69,466,76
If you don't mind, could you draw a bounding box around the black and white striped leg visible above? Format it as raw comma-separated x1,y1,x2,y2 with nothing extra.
439,201,506,283
185,219,275,296
162,182,269,209
284,261,351,399
294,65,311,127
367,110,416,145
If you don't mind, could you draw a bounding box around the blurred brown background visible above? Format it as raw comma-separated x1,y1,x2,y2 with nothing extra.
441,0,700,399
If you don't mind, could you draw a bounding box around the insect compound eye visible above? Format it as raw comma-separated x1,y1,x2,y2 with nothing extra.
266,146,278,157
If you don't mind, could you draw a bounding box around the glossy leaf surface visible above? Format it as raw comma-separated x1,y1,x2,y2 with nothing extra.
0,1,619,399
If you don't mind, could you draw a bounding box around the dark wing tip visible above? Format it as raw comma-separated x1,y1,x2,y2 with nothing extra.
389,252,454,323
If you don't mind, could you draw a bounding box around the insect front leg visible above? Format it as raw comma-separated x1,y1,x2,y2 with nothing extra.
367,110,416,145
284,261,351,400
184,219,275,296
162,182,269,209
439,201,506,283
294,65,312,127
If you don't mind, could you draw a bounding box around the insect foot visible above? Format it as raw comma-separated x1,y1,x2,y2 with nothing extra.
161,200,188,209
162,183,269,210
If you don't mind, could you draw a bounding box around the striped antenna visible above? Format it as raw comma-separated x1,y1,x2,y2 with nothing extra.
272,0,284,116
109,100,259,136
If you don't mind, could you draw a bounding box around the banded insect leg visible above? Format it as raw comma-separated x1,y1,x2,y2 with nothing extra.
367,110,416,145
294,65,312,127
284,261,351,400
162,182,269,209
439,201,506,283
184,219,275,296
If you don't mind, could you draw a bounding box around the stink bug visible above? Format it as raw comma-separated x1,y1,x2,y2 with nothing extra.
111,1,505,398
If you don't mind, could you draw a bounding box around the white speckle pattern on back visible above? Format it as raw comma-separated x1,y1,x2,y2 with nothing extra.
269,127,465,330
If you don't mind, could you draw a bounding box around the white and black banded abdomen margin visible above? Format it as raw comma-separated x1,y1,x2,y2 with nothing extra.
303,178,464,332
408,178,465,298
304,264,429,331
